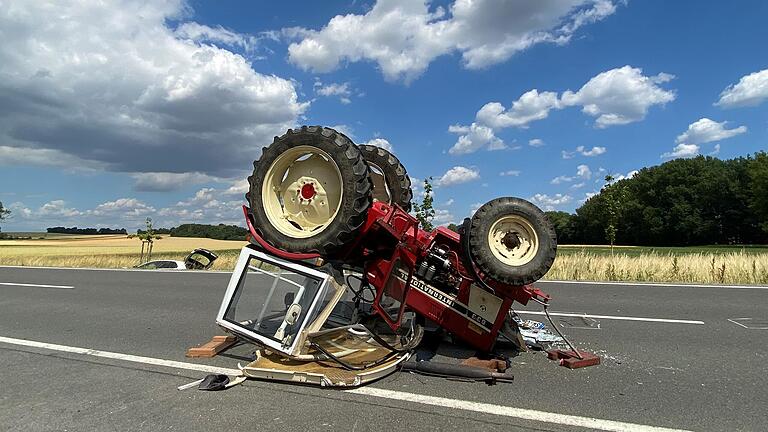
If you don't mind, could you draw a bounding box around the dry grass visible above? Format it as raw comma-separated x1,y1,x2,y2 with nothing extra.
0,235,244,270
3,235,768,284
546,251,768,285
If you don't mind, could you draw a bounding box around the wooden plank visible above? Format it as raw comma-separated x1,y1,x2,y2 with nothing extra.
186,335,237,358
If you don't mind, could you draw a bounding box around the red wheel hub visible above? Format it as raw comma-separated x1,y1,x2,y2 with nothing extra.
300,183,316,200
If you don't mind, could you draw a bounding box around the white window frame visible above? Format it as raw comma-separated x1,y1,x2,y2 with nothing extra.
215,247,332,357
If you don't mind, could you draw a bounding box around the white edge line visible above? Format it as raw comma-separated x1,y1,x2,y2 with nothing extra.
518,311,705,325
347,387,692,432
538,280,768,290
0,335,240,376
727,319,750,329
0,282,74,289
0,335,691,432
0,265,232,274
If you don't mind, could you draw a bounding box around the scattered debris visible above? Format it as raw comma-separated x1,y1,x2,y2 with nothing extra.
510,313,564,350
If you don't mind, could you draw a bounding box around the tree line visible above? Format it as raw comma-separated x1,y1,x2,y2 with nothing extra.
47,227,128,234
139,223,248,241
547,152,768,246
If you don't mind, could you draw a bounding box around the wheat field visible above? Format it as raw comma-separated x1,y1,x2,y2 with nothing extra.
546,250,768,284
2,235,767,284
0,235,244,269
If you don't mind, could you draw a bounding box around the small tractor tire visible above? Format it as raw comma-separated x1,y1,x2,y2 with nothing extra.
468,197,557,285
358,145,413,211
246,126,372,254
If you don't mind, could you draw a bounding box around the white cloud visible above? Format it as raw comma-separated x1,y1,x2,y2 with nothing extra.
551,175,573,185
433,208,456,226
576,164,592,179
715,69,768,108
0,1,306,178
362,138,394,153
444,198,455,206
90,198,155,218
287,0,618,82
528,138,545,147
562,150,575,159
570,182,586,189
436,166,480,186
560,66,675,128
475,90,561,129
448,123,505,154
675,118,747,145
530,193,573,211
499,170,521,177
470,202,483,215
551,165,590,184
314,81,353,104
174,22,259,52
709,144,721,156
662,144,699,159
38,200,82,218
452,65,674,154
576,145,606,156
662,118,746,160
132,172,215,192
223,179,250,197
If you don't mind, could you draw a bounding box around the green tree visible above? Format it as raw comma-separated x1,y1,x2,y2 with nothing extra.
129,217,162,262
412,177,435,231
544,211,576,244
0,201,10,236
748,151,768,232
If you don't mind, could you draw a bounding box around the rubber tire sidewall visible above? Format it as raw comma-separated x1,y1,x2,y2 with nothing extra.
358,145,413,212
247,126,372,254
468,197,557,285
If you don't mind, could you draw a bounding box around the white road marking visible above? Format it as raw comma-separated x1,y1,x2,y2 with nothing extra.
0,335,692,432
0,282,74,289
517,310,705,325
0,265,231,274
0,335,240,376
727,318,768,330
348,387,692,432
537,280,768,290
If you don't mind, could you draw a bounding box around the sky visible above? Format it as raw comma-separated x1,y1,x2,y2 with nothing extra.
1,0,767,231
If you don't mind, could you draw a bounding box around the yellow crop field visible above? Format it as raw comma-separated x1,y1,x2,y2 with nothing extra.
0,235,244,269
2,235,768,284
546,250,768,285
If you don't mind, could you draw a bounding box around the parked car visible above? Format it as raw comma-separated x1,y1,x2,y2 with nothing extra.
135,248,218,270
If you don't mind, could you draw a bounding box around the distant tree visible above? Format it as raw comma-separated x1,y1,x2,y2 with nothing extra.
412,177,435,231
446,223,460,233
170,223,247,240
601,174,628,255
748,152,768,232
0,201,10,235
129,218,162,262
544,211,577,244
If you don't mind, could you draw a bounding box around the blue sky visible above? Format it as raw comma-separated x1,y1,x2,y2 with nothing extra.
1,0,767,231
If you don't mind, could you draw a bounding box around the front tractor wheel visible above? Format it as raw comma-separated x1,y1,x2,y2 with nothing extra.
247,126,372,254
468,197,557,285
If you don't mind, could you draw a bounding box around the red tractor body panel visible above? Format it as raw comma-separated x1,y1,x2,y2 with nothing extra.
244,202,549,352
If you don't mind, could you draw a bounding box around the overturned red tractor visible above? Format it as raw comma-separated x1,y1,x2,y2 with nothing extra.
215,126,561,385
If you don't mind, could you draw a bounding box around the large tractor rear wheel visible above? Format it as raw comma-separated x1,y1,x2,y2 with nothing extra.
359,145,413,211
246,126,372,254
467,197,557,285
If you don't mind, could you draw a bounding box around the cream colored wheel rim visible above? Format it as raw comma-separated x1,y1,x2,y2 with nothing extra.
261,145,343,239
487,215,539,267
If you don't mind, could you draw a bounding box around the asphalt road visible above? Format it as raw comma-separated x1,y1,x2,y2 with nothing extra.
1,266,767,431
